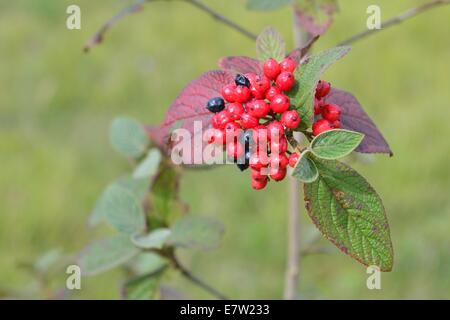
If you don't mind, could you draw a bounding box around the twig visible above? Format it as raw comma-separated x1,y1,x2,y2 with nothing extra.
337,0,450,46
171,255,228,300
84,0,257,52
184,0,257,41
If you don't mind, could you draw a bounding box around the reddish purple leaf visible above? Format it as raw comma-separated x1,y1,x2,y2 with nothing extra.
218,56,262,75
148,70,234,160
324,88,393,156
294,0,338,37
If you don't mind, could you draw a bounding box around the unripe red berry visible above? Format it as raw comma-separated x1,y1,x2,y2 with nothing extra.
322,103,341,122
288,153,300,168
250,152,269,170
315,80,331,98
270,94,291,113
227,141,244,160
276,72,295,92
312,119,333,136
250,75,271,99
247,100,270,118
226,102,245,120
235,85,251,103
263,58,281,80
240,113,259,129
265,86,281,102
280,57,297,73
270,167,287,181
270,136,288,154
266,121,285,141
222,84,237,102
252,177,268,190
280,110,301,129
213,110,233,129
331,120,341,129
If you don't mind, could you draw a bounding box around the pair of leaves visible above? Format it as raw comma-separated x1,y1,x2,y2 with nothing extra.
292,129,364,182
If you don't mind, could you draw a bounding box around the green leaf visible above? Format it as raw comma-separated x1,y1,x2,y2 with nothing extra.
303,158,393,271
131,228,171,250
311,129,364,160
168,216,225,251
287,46,350,127
133,148,162,179
256,27,286,62
121,268,165,300
102,185,146,235
78,235,139,276
110,117,149,158
128,252,167,275
151,165,181,223
247,0,292,11
292,152,318,183
89,175,149,227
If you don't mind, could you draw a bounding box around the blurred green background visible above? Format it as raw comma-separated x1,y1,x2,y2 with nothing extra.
1,0,450,299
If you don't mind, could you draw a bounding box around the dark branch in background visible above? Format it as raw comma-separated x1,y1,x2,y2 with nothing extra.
337,0,450,46
170,254,228,300
84,0,256,52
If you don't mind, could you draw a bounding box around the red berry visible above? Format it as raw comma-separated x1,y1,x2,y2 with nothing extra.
315,80,331,98
312,119,332,136
270,94,291,113
252,125,269,146
270,136,288,154
270,167,287,181
314,98,324,115
270,153,289,170
263,58,281,80
227,142,244,160
276,72,295,92
322,103,341,122
222,84,237,102
224,121,241,138
226,102,245,120
247,100,270,118
266,86,281,102
250,75,271,99
240,113,259,129
280,110,301,129
204,128,226,145
251,168,267,181
252,177,268,190
213,110,233,129
280,57,297,73
235,86,251,103
250,152,269,170
331,120,341,129
266,121,285,141
288,153,300,168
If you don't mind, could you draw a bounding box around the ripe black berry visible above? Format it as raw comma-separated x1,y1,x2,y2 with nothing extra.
236,150,251,171
206,97,225,113
235,74,251,88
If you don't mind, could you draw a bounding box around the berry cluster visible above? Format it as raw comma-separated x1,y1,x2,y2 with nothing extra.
312,80,342,136
204,57,301,190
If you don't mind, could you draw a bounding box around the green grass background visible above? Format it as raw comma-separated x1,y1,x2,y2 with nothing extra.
1,0,450,299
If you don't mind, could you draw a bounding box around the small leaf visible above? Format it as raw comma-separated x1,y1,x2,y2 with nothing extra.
293,0,338,37
287,46,350,127
303,158,394,271
292,152,318,183
89,175,149,227
131,228,171,250
110,117,149,158
121,268,166,300
256,27,286,62
218,56,262,75
168,216,225,251
128,252,167,275
311,129,364,160
102,185,146,235
78,235,139,276
247,0,292,11
133,148,162,179
325,89,393,155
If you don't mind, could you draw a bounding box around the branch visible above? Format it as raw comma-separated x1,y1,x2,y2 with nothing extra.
184,0,257,41
171,255,228,300
84,0,257,52
337,0,450,46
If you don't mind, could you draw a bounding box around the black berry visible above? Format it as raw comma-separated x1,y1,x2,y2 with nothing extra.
206,97,225,113
235,74,251,88
236,150,251,171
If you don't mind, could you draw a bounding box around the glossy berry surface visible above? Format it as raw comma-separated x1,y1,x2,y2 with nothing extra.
235,86,251,103
280,110,301,129
288,153,300,168
322,104,341,122
251,177,268,190
266,121,285,141
263,58,281,80
270,167,287,181
270,94,290,113
206,97,225,113
240,113,259,129
221,84,237,103
250,75,270,99
247,100,270,118
315,80,331,98
265,86,281,102
276,72,295,91
227,142,244,160
235,74,251,88
312,119,333,136
226,103,244,120
280,57,297,73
